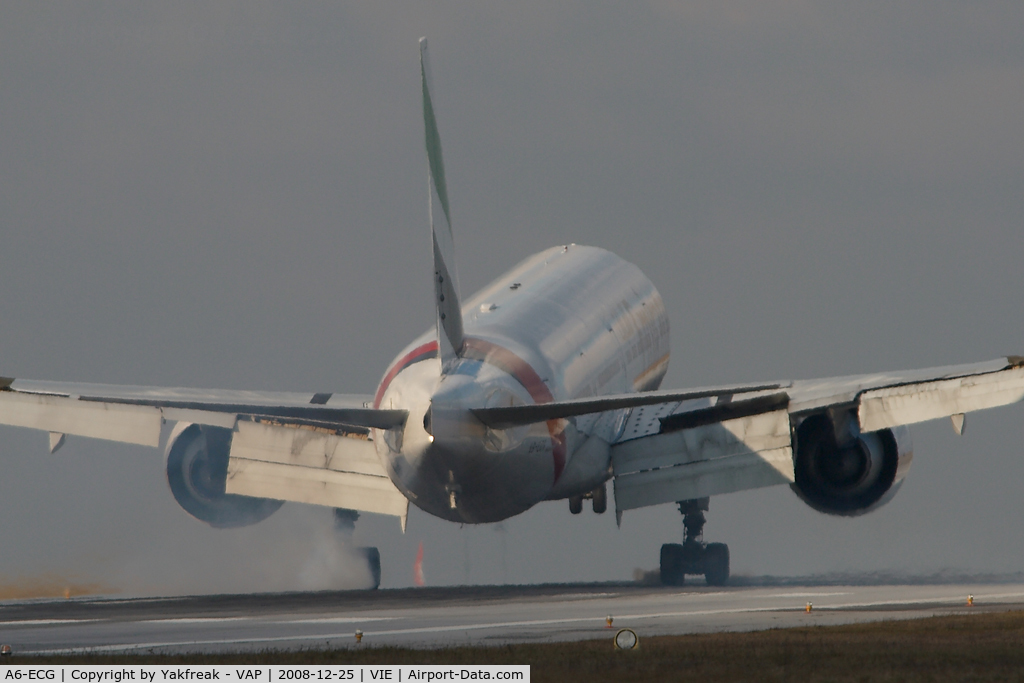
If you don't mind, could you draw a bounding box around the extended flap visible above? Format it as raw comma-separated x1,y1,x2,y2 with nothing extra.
611,408,793,513
0,392,162,447
858,366,1024,432
226,420,408,521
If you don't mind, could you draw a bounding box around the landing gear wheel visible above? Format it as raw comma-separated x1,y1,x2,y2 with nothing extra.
360,547,381,590
658,499,731,587
660,543,685,586
703,543,729,586
569,496,583,515
591,485,607,514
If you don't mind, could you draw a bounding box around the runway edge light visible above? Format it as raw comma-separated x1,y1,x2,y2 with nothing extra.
613,629,639,651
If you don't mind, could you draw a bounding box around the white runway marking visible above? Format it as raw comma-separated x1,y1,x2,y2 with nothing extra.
275,616,398,625
10,583,1024,655
760,592,850,598
137,617,252,625
0,619,99,627
816,591,1024,611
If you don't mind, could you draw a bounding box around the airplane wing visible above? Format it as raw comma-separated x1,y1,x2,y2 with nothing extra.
0,376,411,523
595,356,1024,517
0,376,407,446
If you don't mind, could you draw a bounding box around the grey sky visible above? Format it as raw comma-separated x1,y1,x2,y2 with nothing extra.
1,3,1022,593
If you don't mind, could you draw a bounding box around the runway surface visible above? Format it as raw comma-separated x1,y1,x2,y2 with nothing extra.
4,580,1024,655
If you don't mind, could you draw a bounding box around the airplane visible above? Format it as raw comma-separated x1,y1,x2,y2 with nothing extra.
2,38,1023,589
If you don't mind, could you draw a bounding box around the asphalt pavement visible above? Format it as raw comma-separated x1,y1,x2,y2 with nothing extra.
3,581,1023,655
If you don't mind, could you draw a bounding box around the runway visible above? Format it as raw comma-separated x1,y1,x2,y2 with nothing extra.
4,580,1024,655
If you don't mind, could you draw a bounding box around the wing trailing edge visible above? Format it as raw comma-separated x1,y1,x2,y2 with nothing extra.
0,379,409,446
856,356,1024,432
609,356,1024,517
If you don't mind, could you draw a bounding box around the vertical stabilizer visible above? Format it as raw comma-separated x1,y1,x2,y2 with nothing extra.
420,38,464,370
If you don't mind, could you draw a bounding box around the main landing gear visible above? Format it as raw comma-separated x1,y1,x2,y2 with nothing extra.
334,508,382,590
568,484,608,515
659,498,729,587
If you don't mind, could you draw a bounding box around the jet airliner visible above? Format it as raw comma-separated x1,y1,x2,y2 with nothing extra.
2,40,1023,588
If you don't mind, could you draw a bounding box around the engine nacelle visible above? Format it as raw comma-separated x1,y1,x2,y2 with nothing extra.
165,422,283,528
791,411,913,516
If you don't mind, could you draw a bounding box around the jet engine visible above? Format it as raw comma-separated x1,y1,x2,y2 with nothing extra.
791,411,912,516
165,422,283,528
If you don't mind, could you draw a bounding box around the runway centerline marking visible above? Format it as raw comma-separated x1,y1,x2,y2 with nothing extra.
760,592,850,598
138,618,252,625
273,617,399,625
0,619,101,626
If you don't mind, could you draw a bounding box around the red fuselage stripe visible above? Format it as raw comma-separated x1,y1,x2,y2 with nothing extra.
460,338,566,482
373,336,566,483
372,341,439,409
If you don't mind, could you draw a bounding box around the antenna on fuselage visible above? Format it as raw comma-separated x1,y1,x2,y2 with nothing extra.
420,38,464,372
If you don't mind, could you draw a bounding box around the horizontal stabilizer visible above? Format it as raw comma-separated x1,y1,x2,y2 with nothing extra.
100,400,410,432
470,382,786,429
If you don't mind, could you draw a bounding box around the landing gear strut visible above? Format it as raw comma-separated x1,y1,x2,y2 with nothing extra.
659,498,729,587
333,508,382,590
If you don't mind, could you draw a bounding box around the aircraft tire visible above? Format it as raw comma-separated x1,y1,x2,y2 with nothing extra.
592,486,607,514
660,543,685,586
569,496,583,514
360,547,381,590
703,543,730,586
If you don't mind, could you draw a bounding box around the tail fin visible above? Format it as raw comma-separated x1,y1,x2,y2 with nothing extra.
420,37,464,370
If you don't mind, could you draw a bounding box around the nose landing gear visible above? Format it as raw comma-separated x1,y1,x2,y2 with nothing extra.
659,498,730,586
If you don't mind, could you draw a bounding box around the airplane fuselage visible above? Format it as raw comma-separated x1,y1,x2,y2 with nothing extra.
372,244,670,523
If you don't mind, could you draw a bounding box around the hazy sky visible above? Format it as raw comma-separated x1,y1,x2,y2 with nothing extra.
1,3,1023,594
